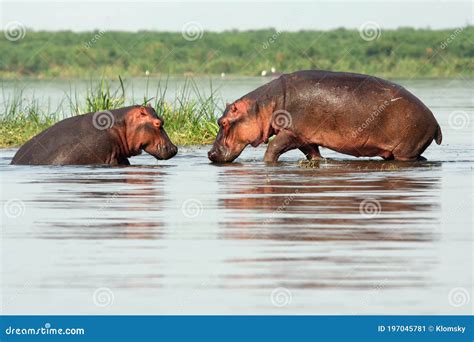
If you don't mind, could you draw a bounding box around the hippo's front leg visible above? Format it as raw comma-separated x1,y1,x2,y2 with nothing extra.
299,144,322,160
263,131,299,162
117,156,131,165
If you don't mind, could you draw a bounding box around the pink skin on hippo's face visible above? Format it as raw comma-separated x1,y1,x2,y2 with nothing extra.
208,100,263,163
125,106,178,160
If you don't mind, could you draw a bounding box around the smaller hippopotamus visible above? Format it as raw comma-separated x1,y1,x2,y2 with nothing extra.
11,105,177,165
208,70,442,163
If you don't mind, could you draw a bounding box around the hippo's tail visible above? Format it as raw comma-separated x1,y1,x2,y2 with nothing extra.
434,124,443,145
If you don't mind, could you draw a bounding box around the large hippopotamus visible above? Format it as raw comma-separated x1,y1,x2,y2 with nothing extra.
208,70,442,163
11,105,177,165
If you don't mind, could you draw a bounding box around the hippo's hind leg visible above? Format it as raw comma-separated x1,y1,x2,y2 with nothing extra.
263,131,299,162
392,135,432,161
392,147,427,161
299,144,322,160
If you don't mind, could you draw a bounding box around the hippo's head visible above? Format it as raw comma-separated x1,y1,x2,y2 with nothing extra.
208,99,264,163
125,105,178,160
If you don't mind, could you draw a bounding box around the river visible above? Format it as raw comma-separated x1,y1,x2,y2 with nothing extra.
1,77,472,314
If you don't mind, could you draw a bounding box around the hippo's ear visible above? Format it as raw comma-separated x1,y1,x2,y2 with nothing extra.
234,101,249,114
138,106,148,117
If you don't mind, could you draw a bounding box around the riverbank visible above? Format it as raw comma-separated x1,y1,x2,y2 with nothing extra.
1,27,473,79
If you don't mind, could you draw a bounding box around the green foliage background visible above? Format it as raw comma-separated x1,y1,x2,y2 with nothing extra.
1,27,473,78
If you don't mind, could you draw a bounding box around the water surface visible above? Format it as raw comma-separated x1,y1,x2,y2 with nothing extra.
1,78,472,314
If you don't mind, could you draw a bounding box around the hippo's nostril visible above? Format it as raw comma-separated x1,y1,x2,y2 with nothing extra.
170,145,178,156
208,150,218,161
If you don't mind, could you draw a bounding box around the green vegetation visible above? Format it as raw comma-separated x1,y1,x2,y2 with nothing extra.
1,27,472,147
0,78,219,147
0,27,473,78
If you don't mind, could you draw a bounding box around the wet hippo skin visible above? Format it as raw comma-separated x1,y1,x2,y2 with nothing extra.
208,70,442,163
11,105,178,165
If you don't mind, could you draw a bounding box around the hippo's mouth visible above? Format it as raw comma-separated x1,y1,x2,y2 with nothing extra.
208,143,245,163
148,144,178,160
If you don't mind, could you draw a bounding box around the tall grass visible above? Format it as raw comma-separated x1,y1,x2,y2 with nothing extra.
156,78,219,144
0,85,59,147
66,77,126,115
0,77,221,147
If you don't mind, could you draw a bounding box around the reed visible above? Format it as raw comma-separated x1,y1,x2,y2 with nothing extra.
0,77,221,147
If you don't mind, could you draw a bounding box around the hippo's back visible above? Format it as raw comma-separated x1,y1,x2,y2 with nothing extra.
11,113,104,165
282,70,441,159
284,70,409,99
284,69,439,127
